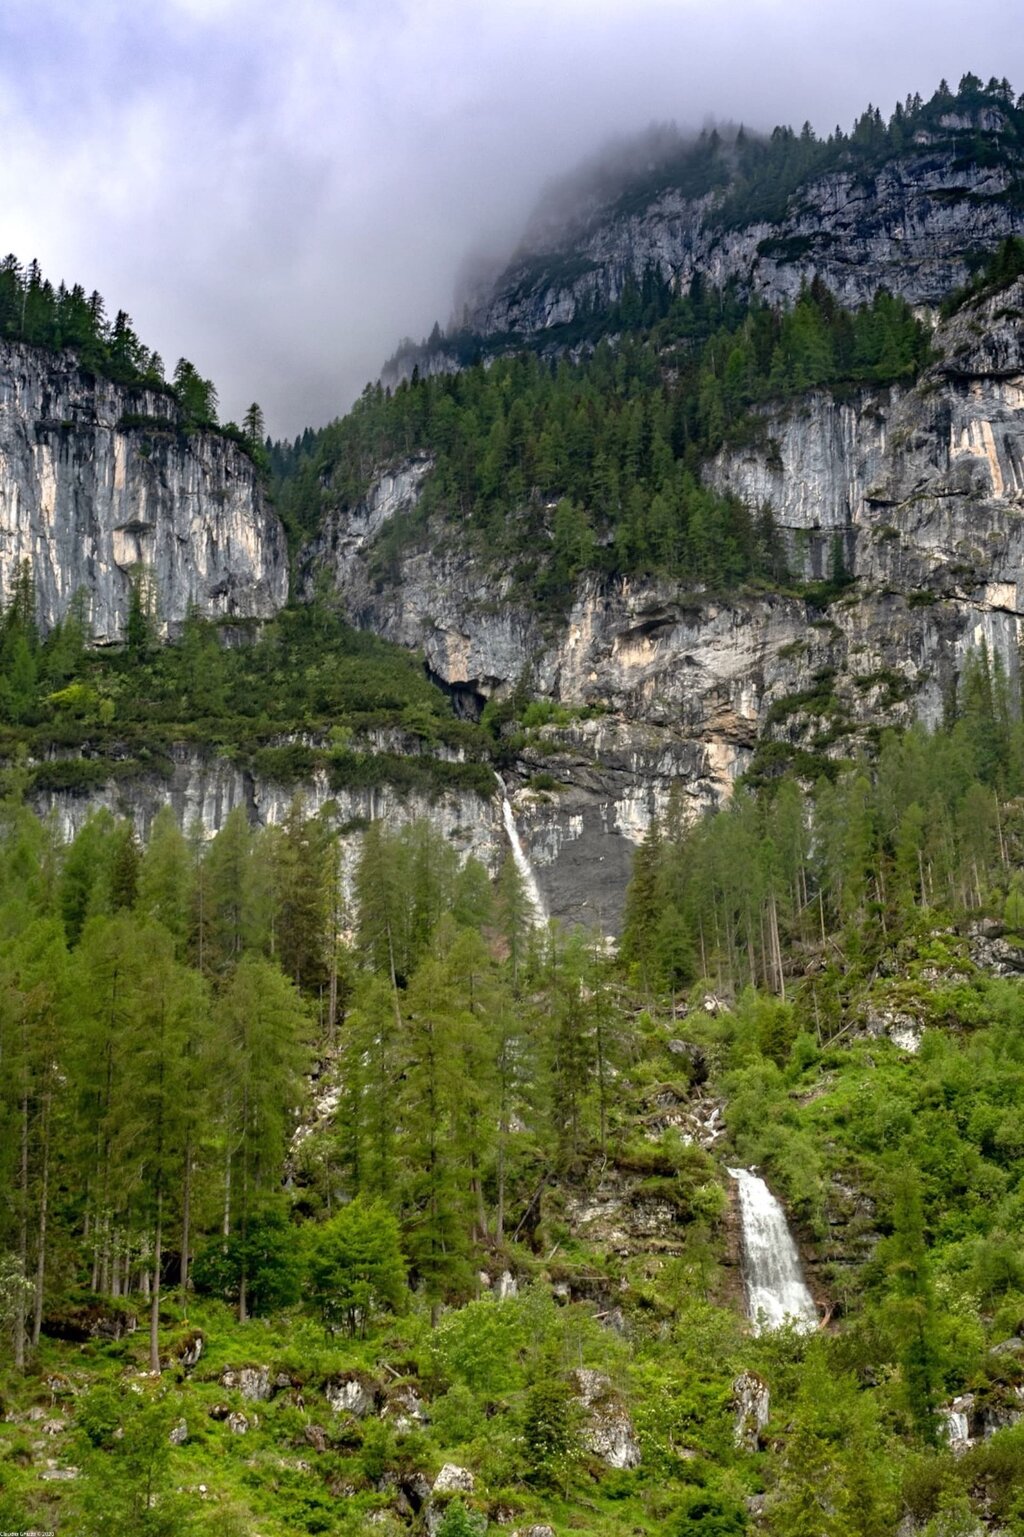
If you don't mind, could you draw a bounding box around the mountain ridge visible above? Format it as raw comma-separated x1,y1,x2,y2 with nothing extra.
382,75,1024,387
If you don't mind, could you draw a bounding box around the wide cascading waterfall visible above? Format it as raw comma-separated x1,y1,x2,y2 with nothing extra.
727,1167,818,1334
495,774,548,926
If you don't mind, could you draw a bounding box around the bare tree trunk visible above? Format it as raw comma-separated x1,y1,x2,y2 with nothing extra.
470,1147,488,1240
327,947,339,1047
15,1085,28,1370
595,1005,609,1157
180,1136,192,1304
98,1213,111,1296
238,1115,249,1324
995,793,1008,868
495,1131,506,1244
386,919,402,1032
149,1186,163,1374
712,901,725,990
223,1143,232,1239
768,889,785,1000
758,904,769,990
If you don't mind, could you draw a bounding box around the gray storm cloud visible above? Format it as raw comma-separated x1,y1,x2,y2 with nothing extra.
0,0,1021,436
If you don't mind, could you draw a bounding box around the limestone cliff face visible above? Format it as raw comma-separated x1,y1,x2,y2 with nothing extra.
14,140,1024,933
31,744,499,912
462,139,1024,347
708,279,1024,680
0,342,288,638
304,281,1024,929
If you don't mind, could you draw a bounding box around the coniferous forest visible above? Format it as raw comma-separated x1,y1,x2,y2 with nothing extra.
4,623,1024,1533
4,68,1024,1537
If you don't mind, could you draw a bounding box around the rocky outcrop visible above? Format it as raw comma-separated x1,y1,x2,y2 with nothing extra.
708,283,1024,602
0,341,288,637
732,1371,770,1450
562,1168,688,1258
969,928,1024,975
219,1365,272,1401
324,1373,379,1418
30,744,499,881
437,123,1024,355
570,1369,641,1469
302,280,1024,929
432,1464,475,1496
176,1331,204,1370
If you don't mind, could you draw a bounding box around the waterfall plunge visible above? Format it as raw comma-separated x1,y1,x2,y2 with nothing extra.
728,1168,818,1335
496,775,547,926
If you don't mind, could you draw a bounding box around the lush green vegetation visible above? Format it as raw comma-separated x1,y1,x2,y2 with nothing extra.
277,280,928,608
0,252,267,453
6,67,1024,1537
3,640,1024,1533
0,568,493,799
713,72,1024,230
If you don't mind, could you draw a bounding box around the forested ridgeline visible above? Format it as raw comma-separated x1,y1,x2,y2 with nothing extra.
4,648,1024,1533
609,74,1024,236
0,253,266,453
388,72,1024,359
278,279,931,599
0,578,493,799
710,72,1024,230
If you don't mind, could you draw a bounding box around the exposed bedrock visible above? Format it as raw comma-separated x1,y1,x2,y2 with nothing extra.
304,284,1024,929
0,341,288,640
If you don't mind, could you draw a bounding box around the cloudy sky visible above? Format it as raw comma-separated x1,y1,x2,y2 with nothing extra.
1,0,1021,436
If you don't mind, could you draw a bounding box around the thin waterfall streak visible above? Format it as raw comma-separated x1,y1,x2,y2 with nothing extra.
496,774,547,926
728,1167,817,1335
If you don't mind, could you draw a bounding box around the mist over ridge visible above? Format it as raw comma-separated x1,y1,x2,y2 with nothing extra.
2,0,1023,436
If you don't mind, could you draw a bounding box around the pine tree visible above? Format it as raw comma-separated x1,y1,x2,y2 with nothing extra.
884,1173,942,1444
214,954,309,1320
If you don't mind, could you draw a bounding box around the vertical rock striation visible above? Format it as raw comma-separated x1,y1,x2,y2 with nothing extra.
0,341,289,637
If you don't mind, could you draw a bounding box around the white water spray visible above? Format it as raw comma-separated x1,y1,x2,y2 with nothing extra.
728,1168,818,1335
495,774,547,926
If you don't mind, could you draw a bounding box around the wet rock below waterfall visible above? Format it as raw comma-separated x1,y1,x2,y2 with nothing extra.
941,1387,1024,1452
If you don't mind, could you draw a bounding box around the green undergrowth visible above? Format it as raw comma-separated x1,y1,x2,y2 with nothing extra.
7,932,1024,1534
0,591,496,801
